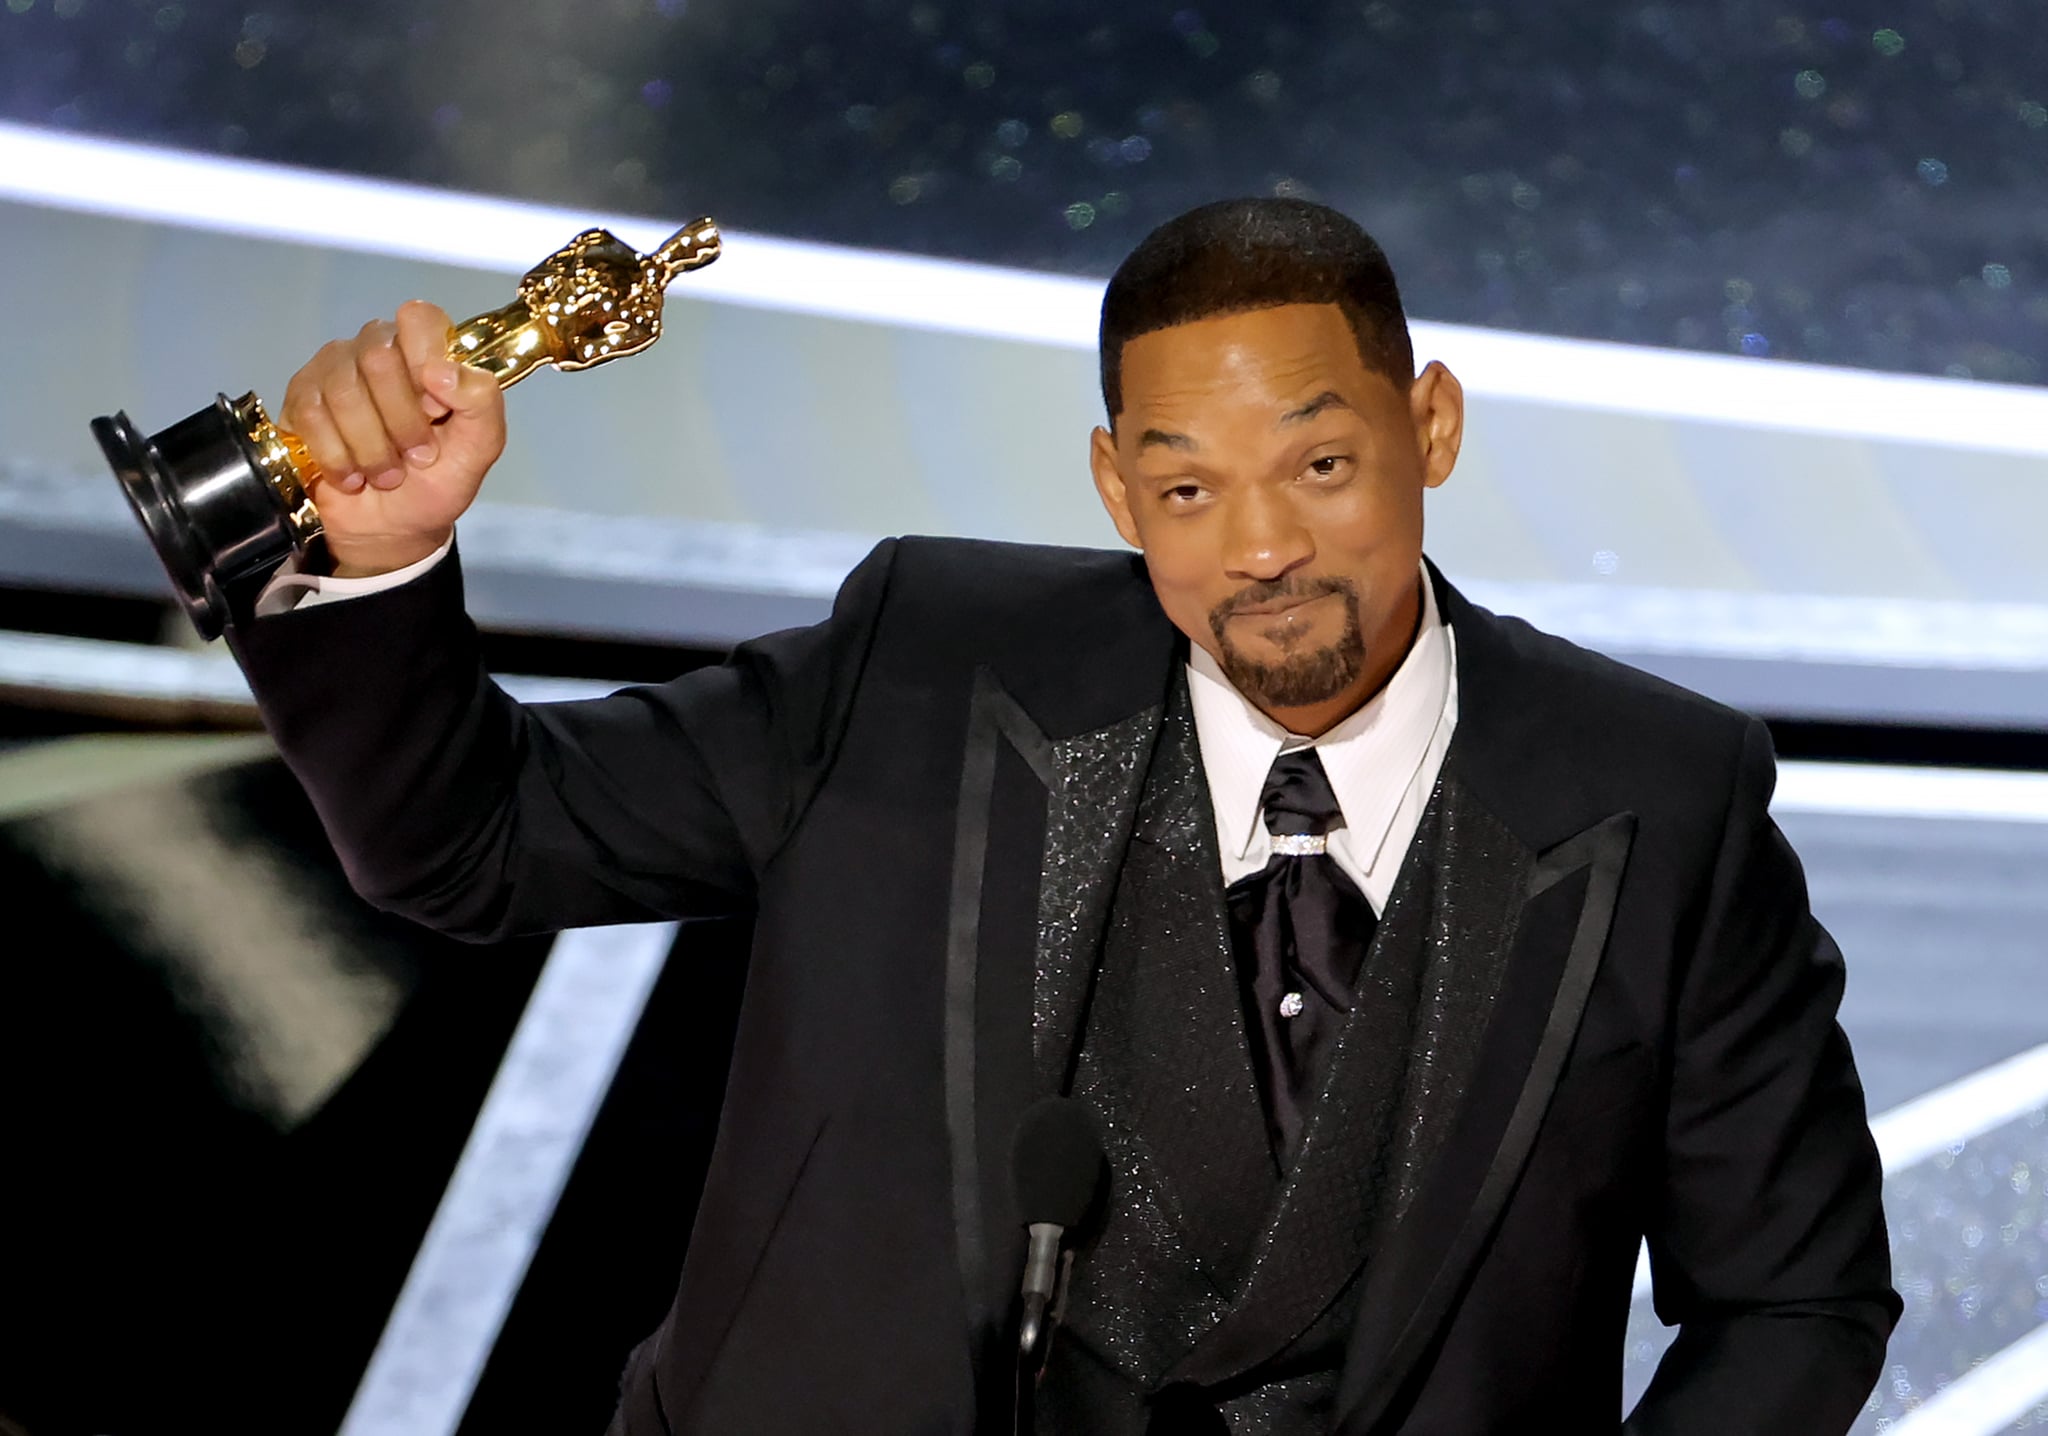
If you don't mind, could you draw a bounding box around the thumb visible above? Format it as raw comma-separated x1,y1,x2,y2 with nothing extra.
421,357,501,419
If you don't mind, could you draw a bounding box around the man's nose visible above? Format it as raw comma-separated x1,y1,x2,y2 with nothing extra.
1222,486,1314,581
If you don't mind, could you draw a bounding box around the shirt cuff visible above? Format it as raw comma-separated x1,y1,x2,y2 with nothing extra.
253,532,456,617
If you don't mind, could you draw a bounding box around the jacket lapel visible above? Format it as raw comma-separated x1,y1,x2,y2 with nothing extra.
1330,809,1634,1431
943,666,1058,1350
1323,569,1639,1431
941,567,1182,1399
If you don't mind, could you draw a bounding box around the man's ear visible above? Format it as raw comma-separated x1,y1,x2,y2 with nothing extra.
1090,425,1144,549
1410,361,1465,490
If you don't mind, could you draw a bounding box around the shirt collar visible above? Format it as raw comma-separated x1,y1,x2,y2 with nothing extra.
1187,563,1453,872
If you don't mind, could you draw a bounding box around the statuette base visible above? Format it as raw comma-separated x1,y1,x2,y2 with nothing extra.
92,394,309,641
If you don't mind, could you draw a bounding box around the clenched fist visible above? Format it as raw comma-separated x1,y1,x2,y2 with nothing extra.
279,300,507,577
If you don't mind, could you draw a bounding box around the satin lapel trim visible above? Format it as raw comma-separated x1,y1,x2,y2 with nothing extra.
945,667,1054,1342
1334,809,1636,1434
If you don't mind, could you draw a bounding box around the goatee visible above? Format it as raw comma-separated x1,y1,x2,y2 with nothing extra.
1208,574,1366,710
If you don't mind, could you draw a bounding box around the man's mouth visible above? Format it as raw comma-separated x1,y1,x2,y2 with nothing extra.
1231,591,1332,619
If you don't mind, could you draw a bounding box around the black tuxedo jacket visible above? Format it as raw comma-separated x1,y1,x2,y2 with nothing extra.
228,536,1899,1434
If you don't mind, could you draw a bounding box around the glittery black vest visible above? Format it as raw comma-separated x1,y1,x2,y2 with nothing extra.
1034,675,1516,1435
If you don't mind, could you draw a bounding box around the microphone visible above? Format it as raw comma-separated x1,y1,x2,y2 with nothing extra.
1011,1097,1108,1372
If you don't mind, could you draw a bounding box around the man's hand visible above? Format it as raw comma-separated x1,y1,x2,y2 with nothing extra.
278,300,507,576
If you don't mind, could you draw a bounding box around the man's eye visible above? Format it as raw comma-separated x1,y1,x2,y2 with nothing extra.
1164,484,1204,503
1307,456,1348,477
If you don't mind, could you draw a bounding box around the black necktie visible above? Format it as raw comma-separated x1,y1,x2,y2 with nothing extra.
1225,749,1379,1168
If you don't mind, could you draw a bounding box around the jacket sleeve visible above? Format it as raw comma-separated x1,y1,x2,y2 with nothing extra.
225,535,899,942
1623,718,1901,1435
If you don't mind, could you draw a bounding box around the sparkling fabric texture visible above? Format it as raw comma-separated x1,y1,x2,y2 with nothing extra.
1034,703,1162,1094
1037,668,1542,1434
1039,680,1274,1434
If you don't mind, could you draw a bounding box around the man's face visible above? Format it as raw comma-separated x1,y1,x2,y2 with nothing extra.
1090,302,1463,733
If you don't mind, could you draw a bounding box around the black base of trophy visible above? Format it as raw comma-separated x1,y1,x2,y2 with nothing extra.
91,396,305,641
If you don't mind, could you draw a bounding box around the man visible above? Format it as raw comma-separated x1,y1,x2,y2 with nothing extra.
228,199,1898,1433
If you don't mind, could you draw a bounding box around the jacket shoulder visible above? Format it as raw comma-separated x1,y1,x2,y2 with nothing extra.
875,536,1179,734
877,535,1158,652
1445,587,1766,846
889,534,1147,599
1474,599,1756,739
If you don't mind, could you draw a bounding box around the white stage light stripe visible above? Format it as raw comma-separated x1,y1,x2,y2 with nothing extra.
4,119,2048,455
339,923,675,1436
0,119,646,276
0,628,611,706
0,120,1101,349
0,628,256,705
1774,762,2048,825
1884,1322,2048,1436
1462,580,2048,672
1412,323,2048,459
1633,1041,2048,1302
1865,1042,2048,1175
497,674,620,704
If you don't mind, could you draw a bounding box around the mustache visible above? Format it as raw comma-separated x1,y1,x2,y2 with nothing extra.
1209,573,1357,625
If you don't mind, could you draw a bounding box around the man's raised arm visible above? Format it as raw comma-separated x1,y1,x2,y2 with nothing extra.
223,302,893,942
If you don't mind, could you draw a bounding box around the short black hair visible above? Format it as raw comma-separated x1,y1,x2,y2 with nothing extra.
1098,197,1414,421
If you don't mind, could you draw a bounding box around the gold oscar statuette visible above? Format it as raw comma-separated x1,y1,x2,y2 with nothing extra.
92,217,723,639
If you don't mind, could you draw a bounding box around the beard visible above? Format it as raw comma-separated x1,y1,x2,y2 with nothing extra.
1207,573,1367,710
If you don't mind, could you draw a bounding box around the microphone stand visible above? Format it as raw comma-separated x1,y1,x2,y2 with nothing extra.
1007,1095,1105,1435
1012,1243,1074,1436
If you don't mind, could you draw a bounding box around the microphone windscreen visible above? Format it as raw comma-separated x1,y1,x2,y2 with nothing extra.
1012,1096,1108,1230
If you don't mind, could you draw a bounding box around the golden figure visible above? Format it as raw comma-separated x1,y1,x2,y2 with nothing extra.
240,217,723,538
449,217,723,385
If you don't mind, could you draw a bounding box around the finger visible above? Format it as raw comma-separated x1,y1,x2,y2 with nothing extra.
324,322,404,484
440,356,503,413
425,357,505,420
395,300,455,419
291,390,365,494
280,342,364,492
359,324,437,469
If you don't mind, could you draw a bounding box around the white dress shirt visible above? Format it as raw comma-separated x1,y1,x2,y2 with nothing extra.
253,533,455,617
1189,566,1458,915
259,542,1460,915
